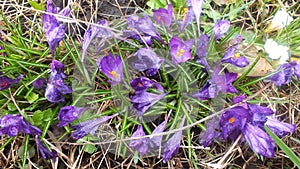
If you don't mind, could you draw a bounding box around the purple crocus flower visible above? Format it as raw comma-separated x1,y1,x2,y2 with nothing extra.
129,125,149,155
97,53,123,85
153,4,173,28
187,0,204,33
82,20,113,60
196,34,210,70
129,48,164,76
222,48,249,68
247,104,274,127
33,78,45,89
130,76,164,94
192,64,238,100
71,114,118,139
199,116,222,147
57,106,87,127
127,14,162,44
162,117,185,163
212,20,230,40
35,136,57,162
266,63,294,86
220,106,249,140
45,60,72,103
242,123,275,158
149,116,168,148
130,91,166,116
42,0,70,56
265,116,296,137
0,74,23,91
179,7,194,32
170,36,194,65
0,114,42,137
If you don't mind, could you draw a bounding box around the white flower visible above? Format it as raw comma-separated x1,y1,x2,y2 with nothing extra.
264,39,289,64
267,10,293,32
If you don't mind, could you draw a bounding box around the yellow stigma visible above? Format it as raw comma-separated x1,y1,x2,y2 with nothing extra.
291,57,300,62
176,49,185,57
110,70,119,78
234,53,241,58
183,8,188,21
229,117,235,124
157,16,161,20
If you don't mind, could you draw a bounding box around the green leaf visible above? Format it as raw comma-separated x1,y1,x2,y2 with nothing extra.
7,102,17,111
25,92,39,104
28,1,45,11
146,0,168,10
264,125,300,168
83,144,97,154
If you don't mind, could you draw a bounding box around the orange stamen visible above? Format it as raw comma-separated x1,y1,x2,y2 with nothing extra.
229,117,235,124
176,49,185,57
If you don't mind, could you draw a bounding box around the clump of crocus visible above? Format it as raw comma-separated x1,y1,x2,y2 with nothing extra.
153,4,173,28
0,114,42,137
57,106,88,127
35,136,57,162
126,14,162,45
45,60,72,103
212,20,230,40
192,63,237,100
199,95,296,158
128,48,164,76
97,53,123,86
0,72,23,91
82,20,113,61
42,0,70,56
130,77,166,116
71,113,118,139
170,36,194,65
221,35,249,68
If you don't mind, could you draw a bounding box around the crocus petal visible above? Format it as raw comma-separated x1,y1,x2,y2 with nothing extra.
128,48,164,76
196,34,210,70
212,20,230,40
0,74,23,91
35,136,57,162
291,61,300,79
131,91,166,116
98,53,123,85
82,20,113,60
199,116,221,147
127,14,162,42
33,78,45,89
71,114,118,139
58,106,87,127
267,10,293,32
179,7,194,32
130,76,164,93
264,39,289,64
265,116,296,137
242,123,275,158
266,63,293,86
149,117,168,148
153,4,173,28
129,125,148,155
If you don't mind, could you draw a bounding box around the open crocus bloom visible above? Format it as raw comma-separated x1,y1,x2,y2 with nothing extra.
267,9,293,32
170,36,194,65
153,4,173,28
97,53,123,85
